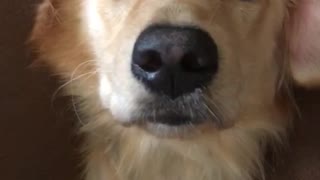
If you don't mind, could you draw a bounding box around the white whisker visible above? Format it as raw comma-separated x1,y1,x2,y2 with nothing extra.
51,59,98,126
201,93,226,127
70,71,98,126
51,71,97,103
51,60,96,101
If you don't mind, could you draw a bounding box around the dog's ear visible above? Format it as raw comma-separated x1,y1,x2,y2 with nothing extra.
30,0,59,47
287,0,320,88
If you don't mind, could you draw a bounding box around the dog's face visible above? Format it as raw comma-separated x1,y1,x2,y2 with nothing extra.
31,0,320,179
32,0,320,138
87,0,289,137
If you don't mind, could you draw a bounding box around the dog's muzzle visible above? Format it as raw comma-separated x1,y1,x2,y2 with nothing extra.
131,25,219,126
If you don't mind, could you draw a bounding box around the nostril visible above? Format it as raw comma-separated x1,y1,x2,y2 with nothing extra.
135,50,162,73
132,24,219,99
180,52,206,73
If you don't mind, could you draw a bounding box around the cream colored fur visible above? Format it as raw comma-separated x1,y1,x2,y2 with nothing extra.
30,0,320,180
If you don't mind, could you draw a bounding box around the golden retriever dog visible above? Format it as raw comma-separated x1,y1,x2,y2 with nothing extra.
30,0,320,180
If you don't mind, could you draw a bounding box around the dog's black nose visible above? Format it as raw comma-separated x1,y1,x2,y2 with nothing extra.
131,25,218,99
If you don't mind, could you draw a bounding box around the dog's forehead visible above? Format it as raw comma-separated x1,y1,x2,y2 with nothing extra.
100,0,288,17
102,0,286,5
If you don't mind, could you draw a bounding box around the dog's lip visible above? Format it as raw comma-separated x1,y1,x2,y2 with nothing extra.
121,91,225,137
124,112,214,138
122,110,224,138
128,108,208,127
137,119,219,139
126,114,203,127
145,113,203,126
144,122,196,138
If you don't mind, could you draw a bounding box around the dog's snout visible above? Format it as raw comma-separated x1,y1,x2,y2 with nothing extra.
131,25,218,99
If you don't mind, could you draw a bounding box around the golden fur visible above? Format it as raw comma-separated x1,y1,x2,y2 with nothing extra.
30,0,320,180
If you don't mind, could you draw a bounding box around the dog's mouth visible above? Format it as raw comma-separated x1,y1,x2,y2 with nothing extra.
143,112,201,126
127,90,224,137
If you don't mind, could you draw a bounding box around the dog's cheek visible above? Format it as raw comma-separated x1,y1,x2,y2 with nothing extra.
288,0,320,88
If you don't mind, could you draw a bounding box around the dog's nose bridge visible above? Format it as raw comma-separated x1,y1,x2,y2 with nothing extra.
151,2,211,26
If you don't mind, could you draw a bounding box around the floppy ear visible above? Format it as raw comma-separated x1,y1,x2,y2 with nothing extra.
287,0,320,88
29,0,59,49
